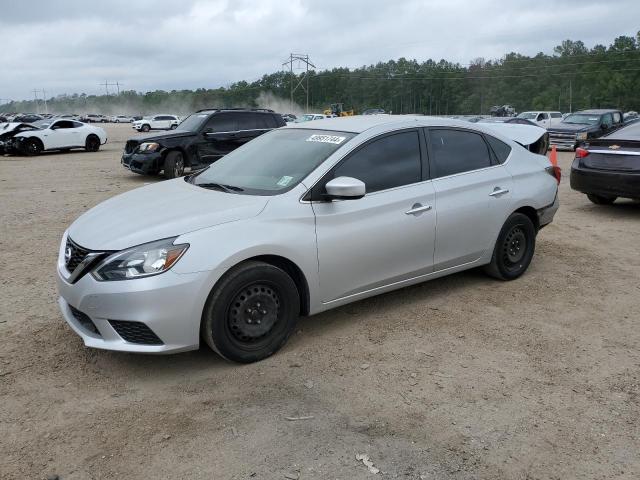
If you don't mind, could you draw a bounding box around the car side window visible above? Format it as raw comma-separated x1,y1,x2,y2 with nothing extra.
612,112,621,123
602,113,613,127
204,113,238,133
429,129,492,178
485,135,512,164
236,112,269,130
332,130,422,193
53,120,74,129
72,121,84,128
551,112,562,118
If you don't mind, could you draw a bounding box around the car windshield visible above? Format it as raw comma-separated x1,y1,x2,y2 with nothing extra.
32,120,51,128
176,113,208,131
191,128,355,195
296,114,317,122
563,114,600,125
517,112,537,119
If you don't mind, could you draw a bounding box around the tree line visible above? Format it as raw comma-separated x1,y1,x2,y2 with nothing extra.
3,33,640,116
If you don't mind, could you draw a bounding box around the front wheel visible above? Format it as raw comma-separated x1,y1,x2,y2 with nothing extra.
141,124,150,132
201,261,300,363
587,194,616,205
170,124,177,130
484,213,536,281
163,150,184,179
23,138,43,156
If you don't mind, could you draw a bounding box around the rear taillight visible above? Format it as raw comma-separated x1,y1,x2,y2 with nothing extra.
575,147,590,158
546,165,562,184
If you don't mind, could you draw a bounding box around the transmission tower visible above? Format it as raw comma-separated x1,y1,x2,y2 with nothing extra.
282,53,315,112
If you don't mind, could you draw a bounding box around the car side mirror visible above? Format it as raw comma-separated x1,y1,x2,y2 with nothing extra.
324,176,366,200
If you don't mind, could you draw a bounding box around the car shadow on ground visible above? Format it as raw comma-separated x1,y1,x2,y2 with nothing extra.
85,267,490,375
574,199,640,218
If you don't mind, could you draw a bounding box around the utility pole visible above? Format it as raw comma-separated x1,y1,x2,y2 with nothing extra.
32,89,40,113
569,80,572,113
282,53,315,112
100,81,110,96
41,88,48,114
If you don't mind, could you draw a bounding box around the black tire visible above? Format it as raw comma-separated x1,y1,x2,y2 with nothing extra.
484,213,536,281
85,135,100,152
141,124,150,132
163,150,185,179
23,138,43,156
170,124,177,130
201,261,300,363
587,194,616,205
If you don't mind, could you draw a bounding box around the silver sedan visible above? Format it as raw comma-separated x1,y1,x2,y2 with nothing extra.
57,116,559,362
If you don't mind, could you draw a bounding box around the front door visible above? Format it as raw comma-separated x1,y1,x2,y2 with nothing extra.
196,113,240,165
312,130,436,303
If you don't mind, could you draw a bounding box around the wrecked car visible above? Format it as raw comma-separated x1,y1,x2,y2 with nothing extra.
0,122,41,154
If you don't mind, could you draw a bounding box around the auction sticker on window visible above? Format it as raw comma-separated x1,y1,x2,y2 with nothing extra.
276,176,294,187
306,134,346,145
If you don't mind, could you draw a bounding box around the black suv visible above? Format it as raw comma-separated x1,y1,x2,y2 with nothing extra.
121,108,286,179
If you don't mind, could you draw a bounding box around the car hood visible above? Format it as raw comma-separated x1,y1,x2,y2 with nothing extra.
129,130,195,143
548,123,592,133
0,122,38,137
68,179,269,251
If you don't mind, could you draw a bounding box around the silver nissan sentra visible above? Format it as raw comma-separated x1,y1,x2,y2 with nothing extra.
57,115,559,363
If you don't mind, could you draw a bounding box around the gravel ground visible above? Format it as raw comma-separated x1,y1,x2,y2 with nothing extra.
1,124,639,479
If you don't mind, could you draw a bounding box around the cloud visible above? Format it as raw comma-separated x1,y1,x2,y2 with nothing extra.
1,0,638,101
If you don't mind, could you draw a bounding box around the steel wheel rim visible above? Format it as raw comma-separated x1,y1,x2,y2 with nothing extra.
502,225,527,267
226,283,281,345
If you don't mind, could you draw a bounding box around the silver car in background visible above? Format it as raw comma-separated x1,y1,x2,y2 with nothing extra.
56,116,559,363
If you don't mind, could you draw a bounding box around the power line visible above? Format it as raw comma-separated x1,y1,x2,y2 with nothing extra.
283,53,315,111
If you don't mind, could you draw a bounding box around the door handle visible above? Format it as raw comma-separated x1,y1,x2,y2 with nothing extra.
405,203,432,215
489,188,510,197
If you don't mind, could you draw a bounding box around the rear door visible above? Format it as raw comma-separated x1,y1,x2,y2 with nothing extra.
427,128,514,271
312,129,436,303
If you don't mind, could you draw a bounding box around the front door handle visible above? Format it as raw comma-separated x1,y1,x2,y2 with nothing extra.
489,188,510,197
405,203,432,215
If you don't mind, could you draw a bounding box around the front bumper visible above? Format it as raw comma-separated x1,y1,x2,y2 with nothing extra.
570,160,640,199
548,131,578,150
56,234,215,354
121,151,162,175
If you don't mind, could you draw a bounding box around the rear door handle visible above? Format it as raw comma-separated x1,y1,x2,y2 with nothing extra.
489,188,510,197
405,203,432,215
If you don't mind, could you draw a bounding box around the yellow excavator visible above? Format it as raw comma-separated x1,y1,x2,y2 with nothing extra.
323,103,355,117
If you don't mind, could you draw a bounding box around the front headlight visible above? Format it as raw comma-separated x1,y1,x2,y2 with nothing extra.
92,237,189,281
576,132,588,141
138,142,160,153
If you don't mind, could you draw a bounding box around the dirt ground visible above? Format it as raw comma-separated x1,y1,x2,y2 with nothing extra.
1,123,638,480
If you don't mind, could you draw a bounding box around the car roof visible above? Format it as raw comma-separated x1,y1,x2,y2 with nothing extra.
284,114,473,133
574,109,619,114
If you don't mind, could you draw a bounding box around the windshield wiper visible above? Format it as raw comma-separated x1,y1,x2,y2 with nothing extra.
196,182,244,192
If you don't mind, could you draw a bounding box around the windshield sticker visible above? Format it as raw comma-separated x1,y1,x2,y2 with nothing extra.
306,134,346,145
276,176,294,187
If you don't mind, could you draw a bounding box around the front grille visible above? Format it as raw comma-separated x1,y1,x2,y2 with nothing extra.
548,131,577,147
65,237,91,273
69,305,101,336
125,140,139,154
109,320,164,345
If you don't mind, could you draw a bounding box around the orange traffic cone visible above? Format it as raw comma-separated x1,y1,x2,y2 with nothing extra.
549,145,558,167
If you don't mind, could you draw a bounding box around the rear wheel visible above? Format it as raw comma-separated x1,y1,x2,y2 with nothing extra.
163,150,184,179
23,138,43,156
85,135,100,152
587,194,616,205
484,213,536,281
201,261,300,363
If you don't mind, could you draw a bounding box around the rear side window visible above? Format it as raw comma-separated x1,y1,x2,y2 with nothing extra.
430,129,492,178
205,113,238,132
235,112,270,130
551,112,562,118
332,130,421,193
485,135,512,164
612,112,621,123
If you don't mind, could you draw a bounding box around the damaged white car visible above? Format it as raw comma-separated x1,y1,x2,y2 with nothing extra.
9,119,107,155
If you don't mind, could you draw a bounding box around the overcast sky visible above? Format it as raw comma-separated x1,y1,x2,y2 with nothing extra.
1,0,638,102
